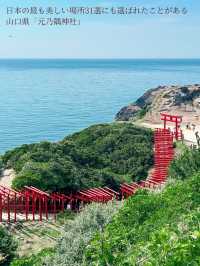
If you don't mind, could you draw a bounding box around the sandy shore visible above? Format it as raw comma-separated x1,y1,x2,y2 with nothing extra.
0,169,15,188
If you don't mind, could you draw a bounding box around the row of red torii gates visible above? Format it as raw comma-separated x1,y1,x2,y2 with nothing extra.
0,113,183,223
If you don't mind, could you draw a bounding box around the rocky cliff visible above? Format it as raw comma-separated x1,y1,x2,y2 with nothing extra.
115,84,200,123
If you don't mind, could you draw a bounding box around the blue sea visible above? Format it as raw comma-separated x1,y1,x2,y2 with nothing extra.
0,59,200,154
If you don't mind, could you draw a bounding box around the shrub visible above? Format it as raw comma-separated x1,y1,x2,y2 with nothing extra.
0,226,17,265
45,201,122,266
169,147,200,180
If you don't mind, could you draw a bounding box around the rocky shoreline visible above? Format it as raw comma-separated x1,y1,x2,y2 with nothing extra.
115,84,200,123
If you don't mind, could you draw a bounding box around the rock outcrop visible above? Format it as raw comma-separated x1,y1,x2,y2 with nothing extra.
115,84,200,123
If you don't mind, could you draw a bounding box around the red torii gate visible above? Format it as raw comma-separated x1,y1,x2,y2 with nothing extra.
0,185,24,223
24,186,72,221
0,115,178,223
120,128,175,198
161,113,183,140
75,187,117,204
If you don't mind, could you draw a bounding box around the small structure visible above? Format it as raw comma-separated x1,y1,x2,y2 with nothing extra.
160,113,183,140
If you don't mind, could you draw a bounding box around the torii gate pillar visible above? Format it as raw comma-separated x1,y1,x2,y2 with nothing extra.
160,113,183,140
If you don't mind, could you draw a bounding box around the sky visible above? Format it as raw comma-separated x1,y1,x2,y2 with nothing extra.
0,0,200,59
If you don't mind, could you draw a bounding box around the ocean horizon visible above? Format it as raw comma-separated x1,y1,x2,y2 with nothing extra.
1,58,200,154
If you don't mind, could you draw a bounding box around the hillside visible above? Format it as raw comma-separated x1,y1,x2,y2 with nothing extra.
1,97,200,266
6,139,200,266
84,148,200,265
1,123,153,193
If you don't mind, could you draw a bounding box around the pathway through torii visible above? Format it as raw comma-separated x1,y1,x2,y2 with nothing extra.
138,113,198,145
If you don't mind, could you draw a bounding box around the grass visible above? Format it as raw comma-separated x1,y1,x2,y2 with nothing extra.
84,173,200,265
10,248,54,266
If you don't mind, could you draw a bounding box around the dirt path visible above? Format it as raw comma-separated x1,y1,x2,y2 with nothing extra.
0,169,15,187
134,120,198,146
5,218,65,257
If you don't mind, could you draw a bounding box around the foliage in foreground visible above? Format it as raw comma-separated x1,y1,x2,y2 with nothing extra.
2,123,153,193
10,248,54,266
84,173,200,265
0,226,17,265
169,146,200,180
45,201,122,266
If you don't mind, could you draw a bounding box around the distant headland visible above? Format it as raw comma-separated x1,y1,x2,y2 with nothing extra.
115,84,200,144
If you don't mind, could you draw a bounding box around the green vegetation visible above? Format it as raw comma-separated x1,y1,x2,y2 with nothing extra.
175,87,200,105
10,248,54,266
10,202,121,266
45,201,122,266
137,106,150,120
4,137,200,266
3,121,200,265
2,123,153,193
0,157,3,176
0,226,17,265
169,146,200,180
84,173,200,265
6,211,75,265
56,210,75,225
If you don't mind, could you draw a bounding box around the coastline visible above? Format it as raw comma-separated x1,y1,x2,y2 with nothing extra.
116,84,200,145
1,83,200,187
